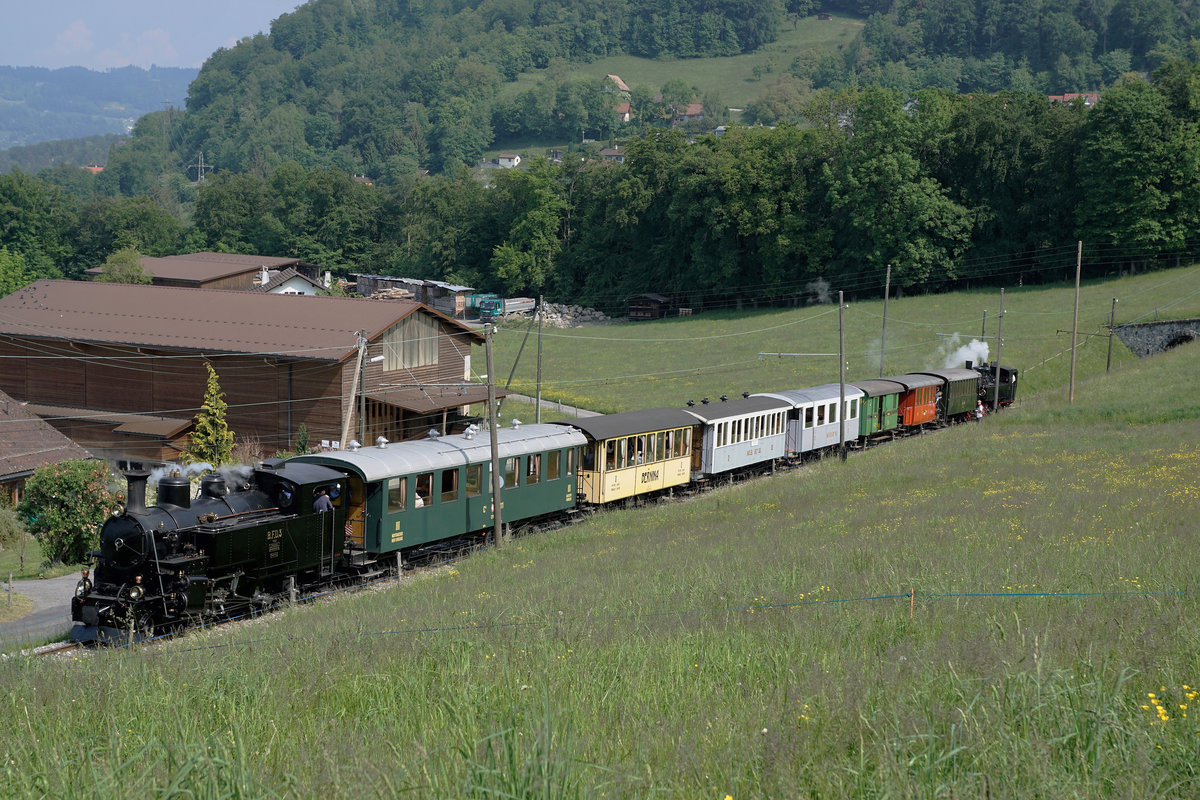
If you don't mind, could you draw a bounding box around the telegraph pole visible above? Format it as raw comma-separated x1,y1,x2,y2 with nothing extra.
340,331,365,449
879,264,890,377
1069,240,1081,404
536,295,544,424
993,289,1004,411
1106,298,1118,373
485,324,504,548
839,290,847,462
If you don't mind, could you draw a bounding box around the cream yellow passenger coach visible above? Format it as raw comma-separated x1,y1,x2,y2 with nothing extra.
551,409,697,504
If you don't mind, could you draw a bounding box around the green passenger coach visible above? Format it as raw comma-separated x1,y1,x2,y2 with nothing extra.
291,423,586,553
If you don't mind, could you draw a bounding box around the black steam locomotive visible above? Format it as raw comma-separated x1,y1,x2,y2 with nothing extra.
72,461,351,641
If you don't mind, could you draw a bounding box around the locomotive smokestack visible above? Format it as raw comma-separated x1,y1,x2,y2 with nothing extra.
125,470,150,515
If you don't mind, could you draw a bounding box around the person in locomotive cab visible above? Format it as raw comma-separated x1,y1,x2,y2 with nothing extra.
313,488,334,513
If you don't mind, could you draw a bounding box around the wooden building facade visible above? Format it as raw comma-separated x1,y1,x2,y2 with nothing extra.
0,281,492,466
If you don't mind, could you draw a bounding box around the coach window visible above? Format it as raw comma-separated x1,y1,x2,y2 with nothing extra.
829,402,837,424
849,399,858,419
441,468,459,503
605,441,616,471
683,428,692,456
547,451,561,480
466,464,483,497
415,472,433,507
805,407,814,429
567,447,575,476
504,457,519,490
527,453,541,484
583,445,596,471
387,477,407,513
817,404,826,425
655,432,665,461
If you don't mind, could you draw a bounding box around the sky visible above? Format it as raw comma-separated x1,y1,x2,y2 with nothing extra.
2,1,305,71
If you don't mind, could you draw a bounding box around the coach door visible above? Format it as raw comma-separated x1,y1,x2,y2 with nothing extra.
344,476,366,549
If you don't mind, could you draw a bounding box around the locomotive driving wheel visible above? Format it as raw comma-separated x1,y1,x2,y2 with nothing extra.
133,611,156,641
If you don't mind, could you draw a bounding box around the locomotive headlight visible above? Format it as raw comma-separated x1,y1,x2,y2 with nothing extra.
129,584,144,600
75,569,92,597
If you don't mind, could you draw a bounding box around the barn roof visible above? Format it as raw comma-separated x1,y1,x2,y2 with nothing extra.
0,280,481,362
84,252,309,282
0,389,93,482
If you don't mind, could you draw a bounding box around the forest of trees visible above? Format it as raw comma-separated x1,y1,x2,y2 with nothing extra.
10,1,1200,180
803,0,1200,96
6,65,1200,313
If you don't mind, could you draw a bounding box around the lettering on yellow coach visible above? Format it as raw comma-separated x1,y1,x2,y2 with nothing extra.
640,469,660,483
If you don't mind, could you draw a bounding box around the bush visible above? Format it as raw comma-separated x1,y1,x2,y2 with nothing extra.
16,460,117,565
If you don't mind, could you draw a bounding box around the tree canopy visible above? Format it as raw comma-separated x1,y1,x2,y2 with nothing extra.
17,460,116,565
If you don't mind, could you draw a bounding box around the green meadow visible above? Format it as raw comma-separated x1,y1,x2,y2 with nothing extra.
491,264,1200,414
2,267,1199,797
498,15,864,111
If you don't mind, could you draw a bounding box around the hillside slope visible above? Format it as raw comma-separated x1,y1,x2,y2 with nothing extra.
1,309,1197,796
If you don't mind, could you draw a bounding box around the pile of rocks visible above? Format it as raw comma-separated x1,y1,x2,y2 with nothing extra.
534,302,612,328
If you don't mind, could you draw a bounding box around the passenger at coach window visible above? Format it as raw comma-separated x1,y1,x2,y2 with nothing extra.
313,489,333,513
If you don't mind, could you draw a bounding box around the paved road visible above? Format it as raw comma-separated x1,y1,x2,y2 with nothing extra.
0,574,78,649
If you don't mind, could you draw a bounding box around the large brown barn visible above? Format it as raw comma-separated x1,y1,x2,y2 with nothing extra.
0,281,492,466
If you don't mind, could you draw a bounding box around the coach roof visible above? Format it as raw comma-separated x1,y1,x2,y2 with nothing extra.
551,408,699,440
0,280,482,362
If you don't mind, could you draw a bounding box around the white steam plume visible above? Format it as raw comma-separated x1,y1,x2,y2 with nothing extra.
936,334,989,369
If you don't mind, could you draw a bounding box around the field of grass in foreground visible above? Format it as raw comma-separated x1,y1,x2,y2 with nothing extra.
2,337,1198,795
491,263,1200,415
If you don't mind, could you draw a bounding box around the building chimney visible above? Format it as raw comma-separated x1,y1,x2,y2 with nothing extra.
260,266,269,286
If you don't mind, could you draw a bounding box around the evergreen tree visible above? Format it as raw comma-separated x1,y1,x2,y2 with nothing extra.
184,363,235,467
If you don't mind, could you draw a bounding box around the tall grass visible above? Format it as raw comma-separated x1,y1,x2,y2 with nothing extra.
1,329,1197,795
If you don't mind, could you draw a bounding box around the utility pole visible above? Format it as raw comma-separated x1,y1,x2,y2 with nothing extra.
536,295,544,424
189,151,213,183
1069,240,1081,404
879,264,890,378
993,289,1004,412
1106,298,1118,373
485,324,504,548
839,290,847,462
340,331,365,449
981,310,987,342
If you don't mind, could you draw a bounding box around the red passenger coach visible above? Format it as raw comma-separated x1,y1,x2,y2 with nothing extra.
890,373,942,426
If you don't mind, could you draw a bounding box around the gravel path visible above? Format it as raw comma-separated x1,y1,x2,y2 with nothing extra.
0,574,78,649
